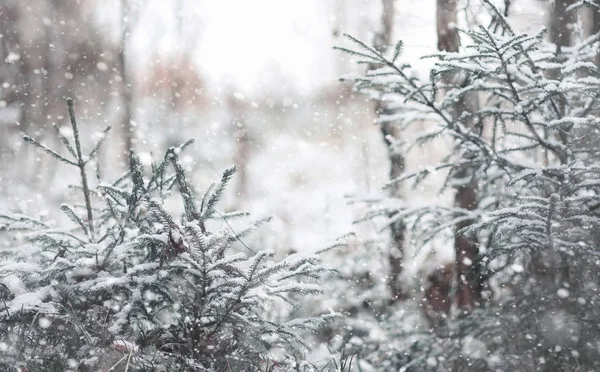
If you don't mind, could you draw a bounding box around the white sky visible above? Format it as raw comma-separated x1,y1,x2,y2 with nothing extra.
198,0,333,93
128,0,338,94
122,0,545,96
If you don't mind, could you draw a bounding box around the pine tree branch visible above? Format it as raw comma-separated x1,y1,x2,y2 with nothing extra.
51,122,77,159
88,125,112,161
67,98,95,239
22,135,77,166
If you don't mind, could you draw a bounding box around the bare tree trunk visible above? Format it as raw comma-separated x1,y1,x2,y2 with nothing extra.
547,0,574,87
436,0,483,313
170,0,184,133
371,0,406,302
0,1,21,171
119,0,134,154
424,263,454,328
2,2,32,133
436,0,459,53
1,2,39,183
549,0,575,52
228,95,250,202
453,172,482,311
332,0,347,71
593,2,600,67
233,126,250,201
0,1,22,124
42,23,53,121
547,0,574,150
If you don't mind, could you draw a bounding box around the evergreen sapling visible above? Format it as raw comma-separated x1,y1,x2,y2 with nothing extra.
0,99,342,371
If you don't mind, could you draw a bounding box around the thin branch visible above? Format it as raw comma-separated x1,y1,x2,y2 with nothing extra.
67,98,95,239
23,135,77,166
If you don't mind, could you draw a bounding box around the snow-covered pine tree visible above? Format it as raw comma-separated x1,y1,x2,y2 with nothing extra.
0,99,341,371
337,1,600,370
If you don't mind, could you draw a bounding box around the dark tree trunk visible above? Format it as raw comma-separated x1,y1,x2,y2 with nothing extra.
424,263,454,328
371,0,406,302
454,175,482,310
2,2,32,132
549,0,575,52
170,0,184,134
593,1,600,67
436,0,483,312
119,0,134,155
547,0,574,84
228,95,251,202
436,0,459,53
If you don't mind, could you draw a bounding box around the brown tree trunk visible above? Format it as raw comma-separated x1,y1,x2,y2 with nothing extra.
424,263,454,328
436,0,483,312
454,176,482,311
371,0,406,302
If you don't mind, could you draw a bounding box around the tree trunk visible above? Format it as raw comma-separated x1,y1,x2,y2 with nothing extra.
371,0,406,302
436,0,459,53
549,0,574,52
228,95,250,202
436,0,483,312
170,0,184,134
424,263,454,328
547,0,574,83
593,1,600,67
545,0,573,169
119,0,134,154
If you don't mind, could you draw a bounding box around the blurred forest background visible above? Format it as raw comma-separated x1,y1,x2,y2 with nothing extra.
0,0,553,275
2,0,600,370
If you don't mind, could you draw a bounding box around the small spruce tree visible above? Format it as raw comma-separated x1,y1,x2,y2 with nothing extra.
0,99,341,371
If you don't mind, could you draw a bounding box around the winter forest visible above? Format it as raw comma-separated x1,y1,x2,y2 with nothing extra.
3,0,600,370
